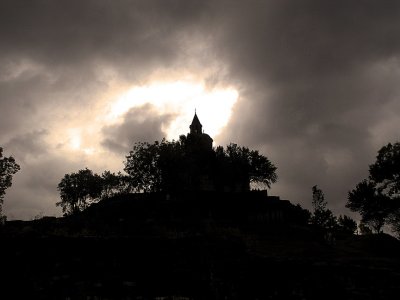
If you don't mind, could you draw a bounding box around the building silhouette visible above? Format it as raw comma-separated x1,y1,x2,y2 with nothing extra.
186,111,213,152
183,112,250,192
182,112,215,191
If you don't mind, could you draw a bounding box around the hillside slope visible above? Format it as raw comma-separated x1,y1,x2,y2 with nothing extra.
1,192,399,299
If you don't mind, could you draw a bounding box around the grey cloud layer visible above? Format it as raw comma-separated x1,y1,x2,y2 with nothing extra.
0,0,212,69
212,0,400,209
1,0,400,218
102,105,176,154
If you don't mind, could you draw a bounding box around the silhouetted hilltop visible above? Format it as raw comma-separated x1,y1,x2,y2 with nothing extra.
1,191,400,299
3,191,309,238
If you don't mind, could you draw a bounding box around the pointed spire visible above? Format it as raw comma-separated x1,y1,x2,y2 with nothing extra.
190,111,202,134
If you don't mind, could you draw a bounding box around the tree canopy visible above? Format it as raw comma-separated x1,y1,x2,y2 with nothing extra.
217,143,277,190
124,138,277,193
310,185,337,231
124,139,182,193
0,147,20,221
347,180,390,233
310,185,357,236
57,138,277,215
347,142,400,235
57,168,132,215
369,142,400,198
57,168,103,215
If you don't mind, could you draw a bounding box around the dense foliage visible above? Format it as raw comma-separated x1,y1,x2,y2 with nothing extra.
310,185,357,235
347,142,400,235
57,138,277,215
57,169,103,215
215,143,278,190
347,180,390,233
124,137,277,193
57,169,131,215
0,147,20,221
369,142,400,198
337,215,358,235
310,185,336,230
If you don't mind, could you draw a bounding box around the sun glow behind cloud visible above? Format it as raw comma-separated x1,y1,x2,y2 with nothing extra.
107,81,239,140
41,79,238,179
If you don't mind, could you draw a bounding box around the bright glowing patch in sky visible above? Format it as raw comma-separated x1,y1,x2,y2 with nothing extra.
108,81,238,140
68,129,81,150
66,128,96,155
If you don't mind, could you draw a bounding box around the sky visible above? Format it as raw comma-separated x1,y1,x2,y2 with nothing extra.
1,0,400,220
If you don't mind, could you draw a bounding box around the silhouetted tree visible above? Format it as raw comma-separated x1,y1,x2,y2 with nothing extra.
347,180,391,233
388,212,400,237
337,215,357,235
358,220,373,235
57,168,103,215
124,139,277,193
311,185,327,212
0,147,20,222
310,185,337,230
348,142,400,236
101,171,130,198
369,142,400,236
369,142,400,198
157,137,189,192
222,143,277,190
124,139,185,192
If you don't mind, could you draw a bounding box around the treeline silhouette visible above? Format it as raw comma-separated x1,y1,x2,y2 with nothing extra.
2,138,400,238
57,137,277,216
52,135,355,239
52,137,400,239
2,140,400,299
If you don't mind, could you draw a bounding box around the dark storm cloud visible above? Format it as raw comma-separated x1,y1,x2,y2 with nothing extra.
0,0,213,72
212,0,400,211
4,130,49,161
0,0,214,139
102,104,175,154
0,0,215,141
213,0,400,134
2,131,85,219
214,0,400,83
0,68,48,136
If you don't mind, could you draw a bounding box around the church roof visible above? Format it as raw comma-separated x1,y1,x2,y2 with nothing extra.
191,112,202,127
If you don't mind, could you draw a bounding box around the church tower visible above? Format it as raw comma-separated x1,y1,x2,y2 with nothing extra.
185,111,214,191
187,111,213,151
189,112,202,134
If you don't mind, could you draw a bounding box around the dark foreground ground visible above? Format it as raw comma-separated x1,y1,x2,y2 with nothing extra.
1,192,400,299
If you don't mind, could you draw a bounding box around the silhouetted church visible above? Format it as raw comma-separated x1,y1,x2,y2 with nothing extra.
183,112,250,192
181,112,215,191
186,111,213,152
